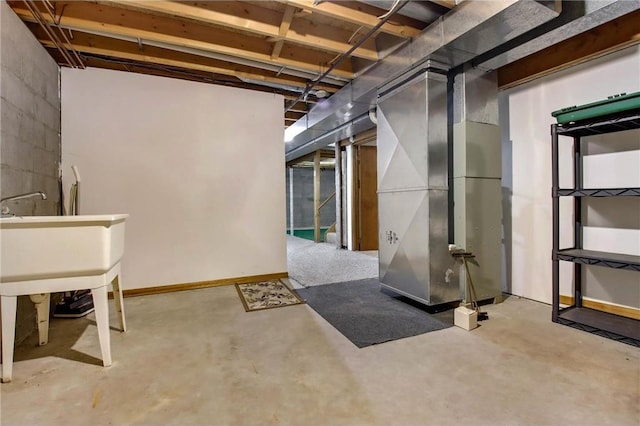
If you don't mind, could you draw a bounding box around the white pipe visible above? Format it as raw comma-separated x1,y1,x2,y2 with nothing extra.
71,165,80,215
71,165,81,183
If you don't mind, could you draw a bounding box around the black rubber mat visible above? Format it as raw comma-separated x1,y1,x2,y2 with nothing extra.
296,278,453,348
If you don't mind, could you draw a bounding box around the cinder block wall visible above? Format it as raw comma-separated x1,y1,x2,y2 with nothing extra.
1,2,61,343
286,167,336,229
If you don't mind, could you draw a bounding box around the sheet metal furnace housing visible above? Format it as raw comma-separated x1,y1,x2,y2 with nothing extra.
377,70,502,306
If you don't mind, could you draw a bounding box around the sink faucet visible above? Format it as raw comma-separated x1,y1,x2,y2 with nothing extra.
1,191,47,203
1,191,47,215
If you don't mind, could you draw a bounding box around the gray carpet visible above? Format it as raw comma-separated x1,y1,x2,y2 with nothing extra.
286,236,378,287
296,278,454,348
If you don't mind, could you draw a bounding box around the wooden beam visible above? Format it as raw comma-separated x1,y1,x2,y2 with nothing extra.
319,149,336,158
102,0,380,60
285,111,306,120
334,143,342,248
286,152,315,167
351,128,377,146
283,95,317,104
52,51,240,89
560,295,640,320
272,5,296,60
314,150,321,243
11,2,354,80
115,272,289,298
279,0,421,38
318,191,336,211
498,9,640,89
71,53,316,102
36,30,339,93
287,101,311,112
349,146,358,249
285,148,334,167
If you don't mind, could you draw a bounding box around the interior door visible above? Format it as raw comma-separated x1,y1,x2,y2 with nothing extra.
357,145,378,250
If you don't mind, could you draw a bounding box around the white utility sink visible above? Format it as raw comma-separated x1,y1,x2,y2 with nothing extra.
1,214,127,283
0,214,129,383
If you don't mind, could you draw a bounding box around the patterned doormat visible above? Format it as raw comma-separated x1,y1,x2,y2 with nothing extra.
235,279,305,312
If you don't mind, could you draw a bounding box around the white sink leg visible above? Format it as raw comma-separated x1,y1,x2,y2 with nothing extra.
29,293,50,346
91,287,112,367
1,295,17,383
112,275,127,332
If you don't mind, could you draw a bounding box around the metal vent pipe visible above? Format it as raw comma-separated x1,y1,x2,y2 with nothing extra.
285,0,640,162
285,0,561,161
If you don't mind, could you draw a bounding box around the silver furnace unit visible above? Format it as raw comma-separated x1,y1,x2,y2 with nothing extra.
377,71,460,306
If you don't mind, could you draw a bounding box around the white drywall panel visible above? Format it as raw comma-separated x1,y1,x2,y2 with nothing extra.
583,151,640,188
583,227,640,256
500,44,640,306
62,67,286,289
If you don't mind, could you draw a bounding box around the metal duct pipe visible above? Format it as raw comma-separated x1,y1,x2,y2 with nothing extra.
285,0,562,161
286,113,375,161
284,0,410,113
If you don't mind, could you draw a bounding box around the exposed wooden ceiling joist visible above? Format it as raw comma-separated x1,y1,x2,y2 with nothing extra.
286,148,336,167
277,0,422,38
8,0,449,125
272,5,296,60
100,0,381,61
285,110,306,120
288,108,309,114
33,26,341,93
50,50,294,97
10,1,356,80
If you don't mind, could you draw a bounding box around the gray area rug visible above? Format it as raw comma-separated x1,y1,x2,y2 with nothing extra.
296,278,454,348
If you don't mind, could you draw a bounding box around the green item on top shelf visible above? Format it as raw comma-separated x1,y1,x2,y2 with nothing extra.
551,91,640,124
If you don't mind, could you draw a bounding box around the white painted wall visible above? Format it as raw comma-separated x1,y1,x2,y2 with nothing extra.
61,68,286,289
500,45,640,307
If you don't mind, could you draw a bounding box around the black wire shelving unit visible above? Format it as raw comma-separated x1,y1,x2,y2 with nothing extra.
551,111,640,347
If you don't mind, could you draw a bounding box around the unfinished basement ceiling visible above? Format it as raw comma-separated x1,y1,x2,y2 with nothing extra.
11,0,639,148
8,0,453,129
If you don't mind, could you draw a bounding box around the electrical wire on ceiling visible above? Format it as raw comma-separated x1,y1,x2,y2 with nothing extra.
76,52,314,100
24,0,84,69
347,26,365,44
377,0,402,19
284,0,410,113
80,53,249,84
42,0,65,25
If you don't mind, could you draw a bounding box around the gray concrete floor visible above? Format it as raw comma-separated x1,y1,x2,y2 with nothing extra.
2,285,639,425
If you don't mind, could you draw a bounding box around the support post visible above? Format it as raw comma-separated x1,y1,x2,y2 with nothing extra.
314,150,321,243
551,124,560,321
334,143,342,248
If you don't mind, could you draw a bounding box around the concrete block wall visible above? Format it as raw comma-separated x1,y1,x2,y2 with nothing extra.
1,2,60,215
286,167,336,229
1,2,61,343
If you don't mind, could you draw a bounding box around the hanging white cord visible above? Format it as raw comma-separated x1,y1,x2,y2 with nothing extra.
378,0,402,19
